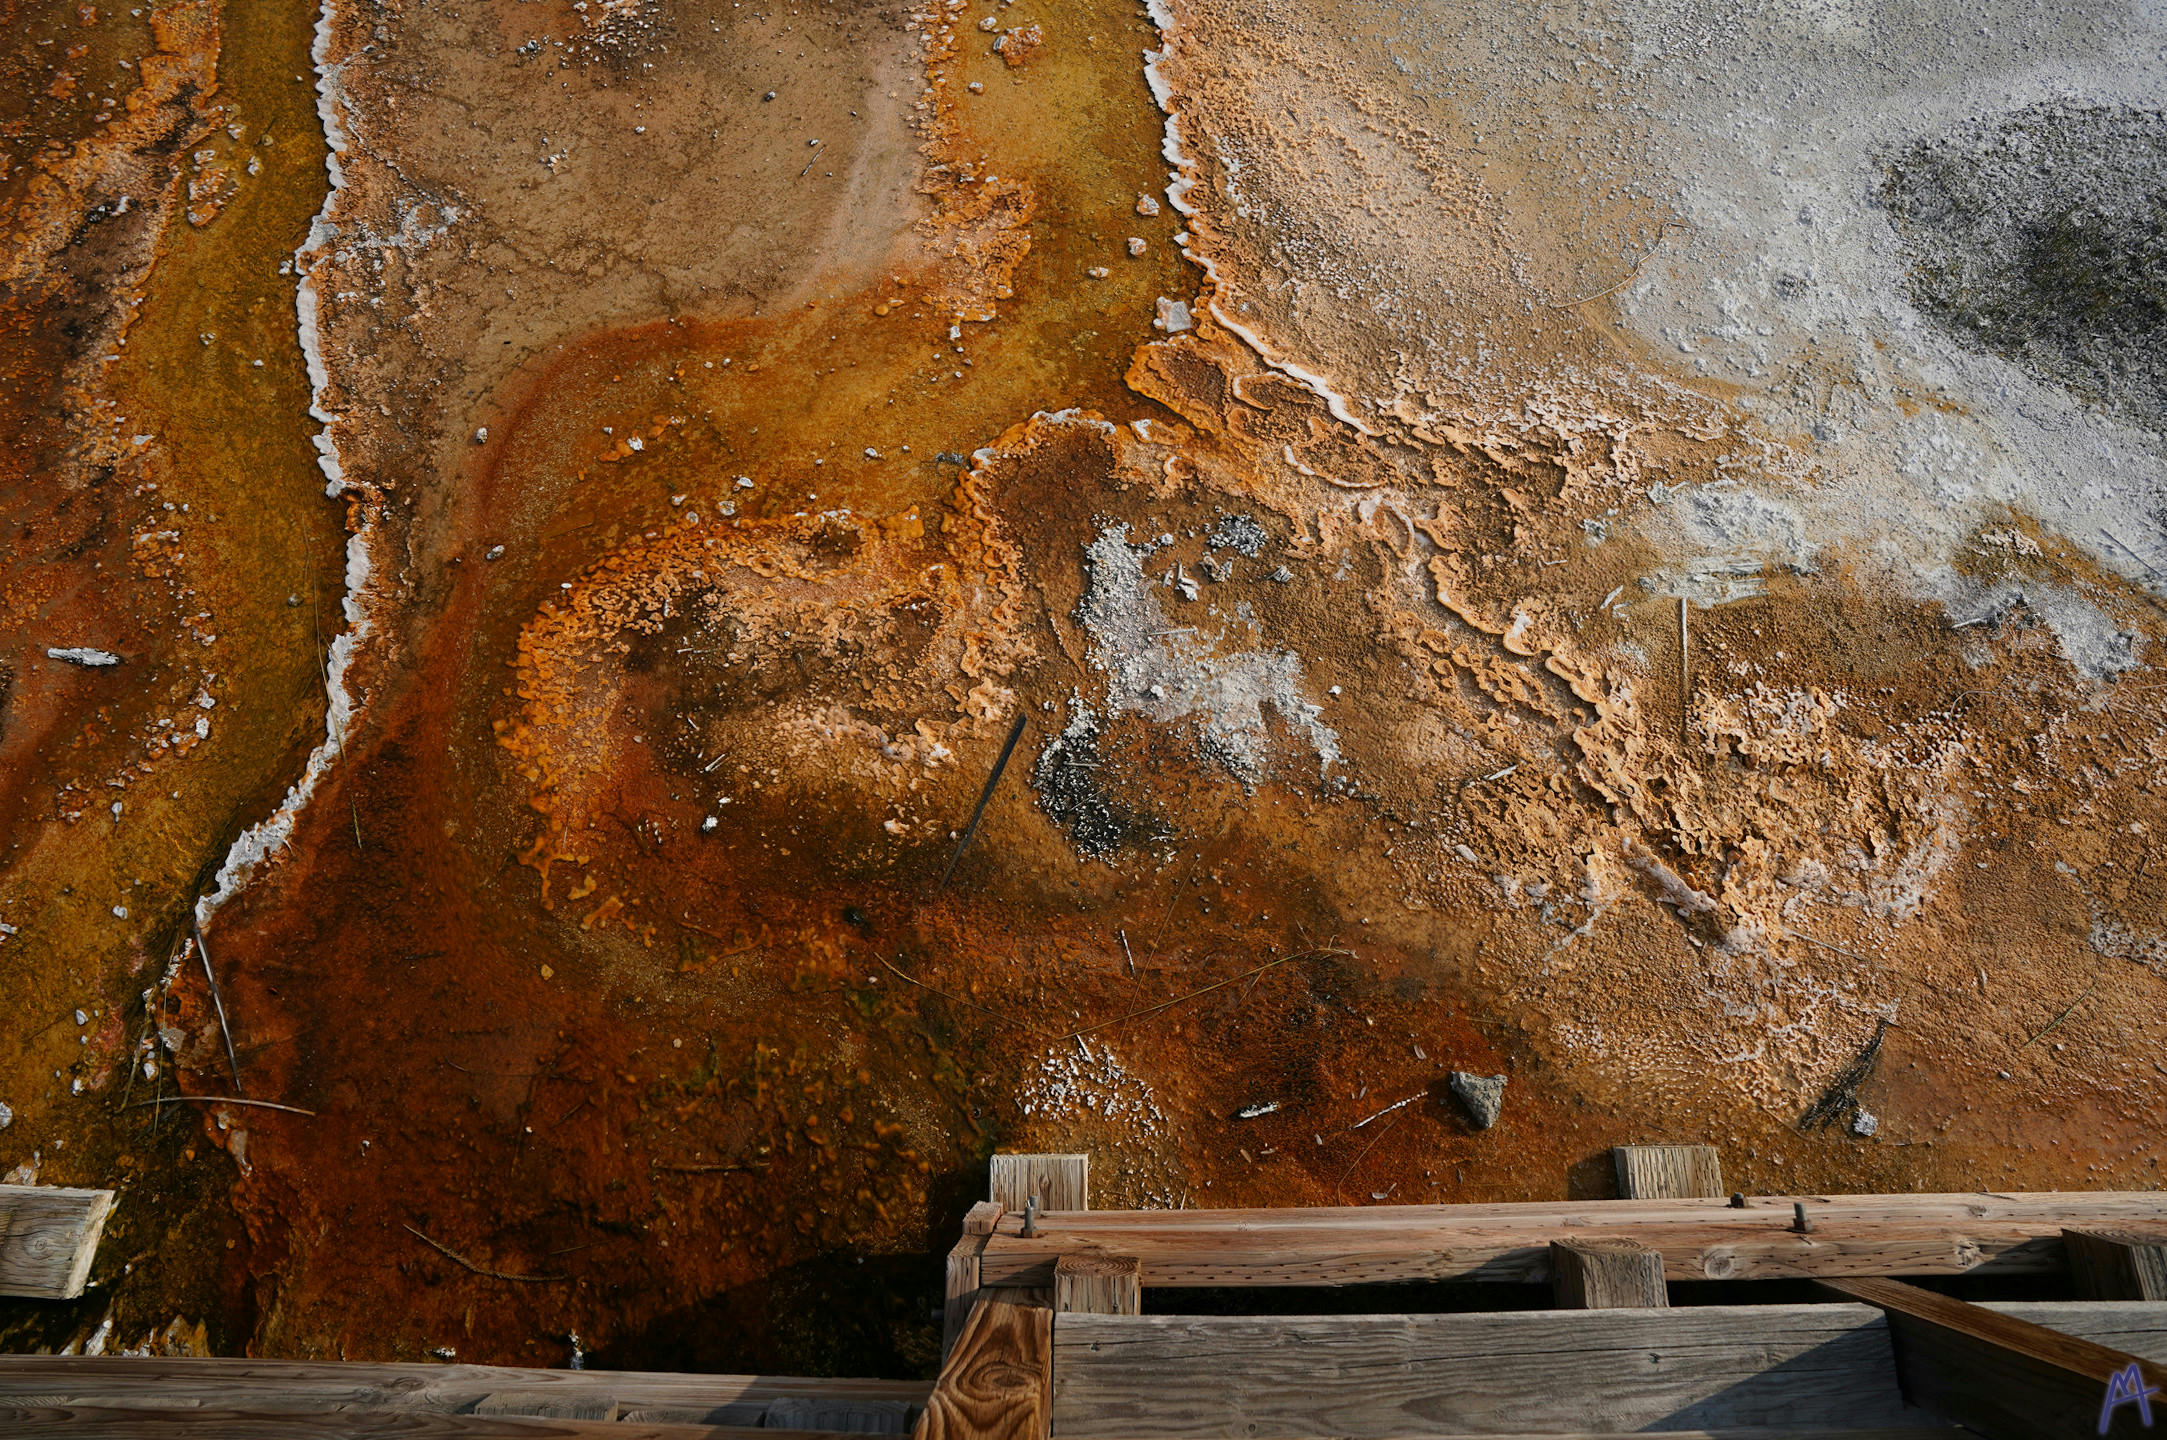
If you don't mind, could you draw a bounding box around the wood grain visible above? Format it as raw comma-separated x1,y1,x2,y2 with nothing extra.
0,1406,868,1438
1053,1254,1140,1316
1050,1305,1913,1437
0,1185,113,1300
1550,1237,1667,1309
988,1155,1087,1214
1612,1145,1725,1200
979,1190,2167,1289
1823,1276,2167,1439
0,1355,927,1422
2064,1228,2167,1301
1988,1300,2167,1363
943,1231,993,1361
913,1298,1050,1440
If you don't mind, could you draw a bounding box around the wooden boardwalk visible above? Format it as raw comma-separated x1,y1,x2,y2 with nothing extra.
5,1155,2167,1437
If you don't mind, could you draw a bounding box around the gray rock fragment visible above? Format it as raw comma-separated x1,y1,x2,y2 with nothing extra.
47,647,121,667
1448,1070,1506,1129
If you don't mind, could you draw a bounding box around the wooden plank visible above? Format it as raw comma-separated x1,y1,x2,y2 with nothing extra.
1989,1300,2167,1363
943,1231,992,1362
1823,1276,2167,1439
913,1298,1051,1440
1049,1305,1917,1437
2064,1228,2167,1300
0,1406,860,1437
1612,1144,1724,1200
984,1217,2075,1288
988,1154,1087,1214
1054,1254,1141,1316
992,1189,2167,1233
475,1391,616,1421
0,1356,928,1419
760,1397,918,1433
962,1202,1005,1236
0,1186,114,1300
978,1190,2167,1289
1550,1238,1666,1309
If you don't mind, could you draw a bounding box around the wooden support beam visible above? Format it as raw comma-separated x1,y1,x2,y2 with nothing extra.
1053,1254,1141,1316
1612,1144,1724,1200
0,1407,870,1437
1822,1275,2167,1439
912,1298,1051,1440
2065,1227,2167,1300
474,1391,617,1421
987,1154,1086,1214
1549,1237,1667,1309
942,1231,992,1362
977,1189,2167,1289
1051,1305,1915,1436
0,1185,114,1300
0,1356,928,1424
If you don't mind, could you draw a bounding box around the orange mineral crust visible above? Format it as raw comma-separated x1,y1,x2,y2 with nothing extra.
0,0,2163,1374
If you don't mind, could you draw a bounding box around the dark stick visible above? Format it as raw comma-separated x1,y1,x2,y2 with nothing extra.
934,711,1028,892
191,908,244,1095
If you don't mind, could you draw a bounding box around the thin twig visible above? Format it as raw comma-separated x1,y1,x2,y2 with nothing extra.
403,1224,565,1283
1148,851,1200,952
1335,1112,1405,1200
1348,1091,1424,1130
190,911,243,1095
2017,977,2098,1051
1780,926,1880,967
1677,596,1691,744
1118,927,1135,977
126,1095,315,1116
936,712,1028,892
1057,949,1351,1043
875,953,1029,1027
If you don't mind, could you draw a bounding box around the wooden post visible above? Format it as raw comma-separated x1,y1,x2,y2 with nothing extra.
0,1186,114,1300
913,1298,1052,1440
1054,1254,1141,1316
1611,1145,1724,1200
989,1154,1087,1213
1822,1274,2167,1438
1550,1238,1667,1309
2064,1228,2167,1300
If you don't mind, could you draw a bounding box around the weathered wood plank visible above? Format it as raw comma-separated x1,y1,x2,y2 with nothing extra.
962,1202,1006,1237
913,1298,1050,1440
943,1231,992,1361
979,1190,2167,1288
1550,1238,1666,1309
2064,1228,2167,1301
0,1186,114,1300
985,1218,2069,1288
999,1189,2167,1233
1612,1144,1725,1200
1050,1305,1916,1437
1054,1254,1141,1316
988,1154,1087,1215
1824,1276,2167,1439
1989,1300,2167,1363
0,1406,858,1437
0,1356,928,1419
474,1391,616,1421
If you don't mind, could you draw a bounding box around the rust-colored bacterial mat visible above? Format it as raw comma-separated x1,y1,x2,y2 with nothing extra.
1,0,2163,1373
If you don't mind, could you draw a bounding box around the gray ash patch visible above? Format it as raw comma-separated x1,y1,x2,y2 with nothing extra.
1207,512,1270,557
1030,703,1129,856
1883,103,2167,423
